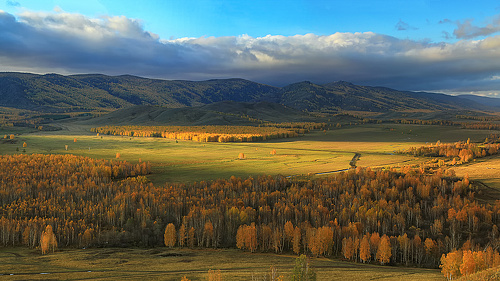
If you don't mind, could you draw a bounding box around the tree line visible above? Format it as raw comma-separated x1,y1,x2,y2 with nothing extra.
397,139,500,164
91,125,311,142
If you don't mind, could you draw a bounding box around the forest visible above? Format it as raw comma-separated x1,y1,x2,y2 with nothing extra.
0,152,499,279
397,138,500,164
90,124,324,142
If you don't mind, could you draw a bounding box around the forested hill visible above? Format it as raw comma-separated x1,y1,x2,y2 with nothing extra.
0,73,280,112
0,72,490,113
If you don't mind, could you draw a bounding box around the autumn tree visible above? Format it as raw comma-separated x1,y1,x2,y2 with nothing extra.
164,223,176,248
360,234,371,263
342,237,355,260
424,238,437,265
178,223,186,247
293,226,301,255
284,221,294,248
40,225,57,254
82,228,93,247
440,250,462,280
370,232,380,258
203,221,214,248
460,250,475,276
236,225,245,250
247,223,258,252
188,227,196,248
377,235,392,265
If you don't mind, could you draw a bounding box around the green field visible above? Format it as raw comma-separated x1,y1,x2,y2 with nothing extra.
0,247,443,281
1,123,495,183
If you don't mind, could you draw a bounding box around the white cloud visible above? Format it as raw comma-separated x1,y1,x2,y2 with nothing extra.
0,10,500,94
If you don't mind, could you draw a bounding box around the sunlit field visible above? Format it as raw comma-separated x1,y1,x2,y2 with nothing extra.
1,123,496,184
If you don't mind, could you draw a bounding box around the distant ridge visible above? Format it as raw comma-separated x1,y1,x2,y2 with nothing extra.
458,94,500,108
0,72,493,114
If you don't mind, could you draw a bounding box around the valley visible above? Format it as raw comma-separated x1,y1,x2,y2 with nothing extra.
1,73,500,280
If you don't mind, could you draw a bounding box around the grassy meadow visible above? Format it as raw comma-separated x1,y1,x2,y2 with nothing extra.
0,247,443,281
1,122,496,183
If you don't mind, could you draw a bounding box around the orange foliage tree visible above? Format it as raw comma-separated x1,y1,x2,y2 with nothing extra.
377,235,392,265
359,234,371,263
164,223,176,248
40,225,57,254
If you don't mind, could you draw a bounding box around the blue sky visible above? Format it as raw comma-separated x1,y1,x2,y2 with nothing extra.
1,0,500,96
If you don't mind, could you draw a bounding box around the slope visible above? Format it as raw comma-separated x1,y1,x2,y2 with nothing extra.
0,73,280,112
82,101,316,126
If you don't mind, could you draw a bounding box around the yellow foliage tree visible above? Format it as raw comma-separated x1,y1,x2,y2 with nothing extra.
460,250,475,276
40,225,57,254
292,226,301,255
376,235,392,265
178,223,186,247
203,221,214,248
359,234,371,263
188,227,195,248
164,223,176,248
22,142,27,148
440,250,462,280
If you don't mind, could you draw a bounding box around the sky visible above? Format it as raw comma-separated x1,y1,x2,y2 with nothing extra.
1,1,500,96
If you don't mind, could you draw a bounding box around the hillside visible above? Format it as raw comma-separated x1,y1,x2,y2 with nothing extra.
280,81,489,112
458,94,500,108
81,101,319,126
0,72,493,115
0,73,280,112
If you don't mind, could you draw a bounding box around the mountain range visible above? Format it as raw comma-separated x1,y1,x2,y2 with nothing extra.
0,72,495,115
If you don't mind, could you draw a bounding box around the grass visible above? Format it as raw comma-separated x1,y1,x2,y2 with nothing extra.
0,123,497,184
0,247,443,281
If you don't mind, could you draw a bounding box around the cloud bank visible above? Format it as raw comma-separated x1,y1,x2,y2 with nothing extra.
1,10,500,95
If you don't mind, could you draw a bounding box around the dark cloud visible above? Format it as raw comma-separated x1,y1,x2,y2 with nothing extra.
6,0,20,7
453,17,500,39
0,10,500,95
395,19,418,31
440,16,500,39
